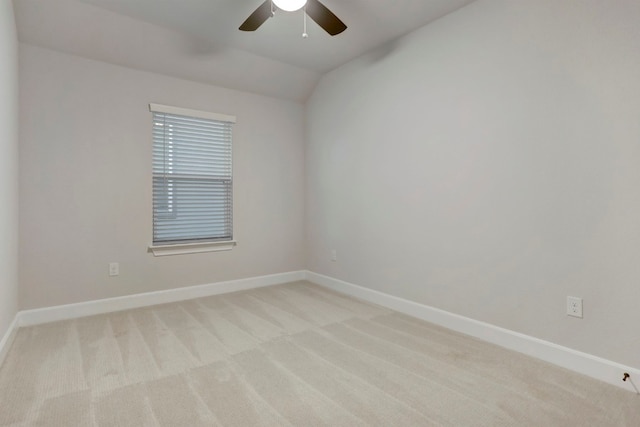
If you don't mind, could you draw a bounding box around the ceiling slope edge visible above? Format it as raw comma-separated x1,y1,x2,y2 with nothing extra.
14,0,320,102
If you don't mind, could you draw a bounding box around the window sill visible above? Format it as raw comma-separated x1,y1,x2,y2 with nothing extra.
149,241,236,257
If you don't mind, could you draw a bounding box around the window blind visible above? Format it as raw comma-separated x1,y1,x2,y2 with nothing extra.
151,106,234,245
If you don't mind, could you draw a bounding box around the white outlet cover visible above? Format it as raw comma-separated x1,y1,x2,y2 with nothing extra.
109,262,119,277
567,296,583,318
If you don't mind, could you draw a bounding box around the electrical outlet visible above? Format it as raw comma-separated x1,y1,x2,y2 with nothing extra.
567,296,583,318
109,262,119,277
330,249,337,262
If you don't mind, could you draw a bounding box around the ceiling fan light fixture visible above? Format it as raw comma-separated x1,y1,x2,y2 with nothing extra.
239,0,346,36
272,0,307,12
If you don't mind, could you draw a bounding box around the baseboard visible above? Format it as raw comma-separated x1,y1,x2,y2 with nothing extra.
0,315,19,368
304,271,640,394
18,270,306,327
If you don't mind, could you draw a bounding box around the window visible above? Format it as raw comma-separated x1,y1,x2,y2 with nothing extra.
149,104,236,256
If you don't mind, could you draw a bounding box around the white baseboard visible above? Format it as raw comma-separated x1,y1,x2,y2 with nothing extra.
304,271,640,394
9,269,639,394
0,315,19,368
18,271,306,327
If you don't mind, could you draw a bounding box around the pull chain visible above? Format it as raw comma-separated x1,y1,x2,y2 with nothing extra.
302,8,308,38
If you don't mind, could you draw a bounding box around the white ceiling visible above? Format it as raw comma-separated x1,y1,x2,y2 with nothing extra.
14,0,477,101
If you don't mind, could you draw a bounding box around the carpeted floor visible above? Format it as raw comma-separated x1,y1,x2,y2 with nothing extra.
0,281,638,426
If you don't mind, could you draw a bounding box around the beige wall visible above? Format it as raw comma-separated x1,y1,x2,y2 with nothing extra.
0,0,19,339
306,0,640,368
19,44,306,309
16,0,640,372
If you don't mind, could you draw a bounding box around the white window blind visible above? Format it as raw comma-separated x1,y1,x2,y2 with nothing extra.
151,104,235,246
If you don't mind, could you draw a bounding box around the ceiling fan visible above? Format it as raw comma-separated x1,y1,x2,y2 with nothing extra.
239,0,347,36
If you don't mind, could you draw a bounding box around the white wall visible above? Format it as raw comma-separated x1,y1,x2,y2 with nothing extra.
19,44,305,309
306,0,640,368
0,0,19,338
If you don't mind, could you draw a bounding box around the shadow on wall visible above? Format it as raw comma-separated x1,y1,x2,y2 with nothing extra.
360,39,400,66
179,36,228,58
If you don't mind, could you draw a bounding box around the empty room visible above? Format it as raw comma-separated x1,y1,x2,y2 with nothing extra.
1,0,639,425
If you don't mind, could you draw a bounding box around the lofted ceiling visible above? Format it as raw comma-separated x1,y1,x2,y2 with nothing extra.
14,0,477,101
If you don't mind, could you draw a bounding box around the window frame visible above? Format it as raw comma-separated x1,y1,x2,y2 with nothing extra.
147,103,236,256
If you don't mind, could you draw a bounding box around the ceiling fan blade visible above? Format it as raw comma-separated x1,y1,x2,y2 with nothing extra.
239,1,272,31
305,0,347,36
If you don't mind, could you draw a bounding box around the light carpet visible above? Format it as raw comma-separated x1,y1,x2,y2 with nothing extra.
0,281,638,426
